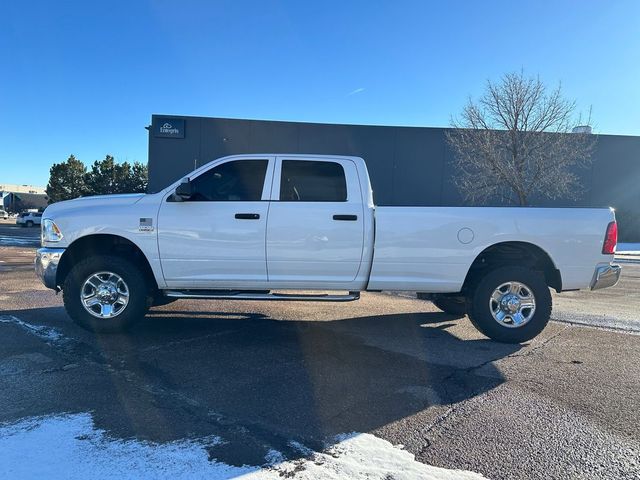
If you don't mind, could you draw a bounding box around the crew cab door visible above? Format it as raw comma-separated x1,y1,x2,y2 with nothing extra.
266,157,364,287
157,157,274,287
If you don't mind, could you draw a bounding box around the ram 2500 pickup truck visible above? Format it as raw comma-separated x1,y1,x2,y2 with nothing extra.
35,154,621,343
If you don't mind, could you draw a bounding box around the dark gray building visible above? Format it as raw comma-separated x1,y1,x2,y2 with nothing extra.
1,192,49,213
147,115,640,240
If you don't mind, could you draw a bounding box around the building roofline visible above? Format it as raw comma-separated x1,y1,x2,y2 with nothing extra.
150,114,639,139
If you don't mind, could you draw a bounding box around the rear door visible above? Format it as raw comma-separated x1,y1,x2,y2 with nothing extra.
266,157,364,287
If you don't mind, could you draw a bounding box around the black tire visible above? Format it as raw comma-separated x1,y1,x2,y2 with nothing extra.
431,294,467,316
63,255,151,333
26,221,34,227
467,266,552,344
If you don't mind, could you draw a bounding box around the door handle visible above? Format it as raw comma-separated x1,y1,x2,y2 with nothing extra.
235,213,260,220
333,214,358,221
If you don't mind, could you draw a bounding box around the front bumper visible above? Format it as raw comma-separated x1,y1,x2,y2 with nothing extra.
35,247,65,290
590,264,621,290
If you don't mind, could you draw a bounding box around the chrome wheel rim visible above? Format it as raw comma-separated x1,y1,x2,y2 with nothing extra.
80,271,130,319
489,281,536,328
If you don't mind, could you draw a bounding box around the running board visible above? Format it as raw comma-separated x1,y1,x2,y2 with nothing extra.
163,290,361,302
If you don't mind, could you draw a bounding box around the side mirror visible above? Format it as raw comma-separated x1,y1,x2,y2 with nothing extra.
174,178,193,200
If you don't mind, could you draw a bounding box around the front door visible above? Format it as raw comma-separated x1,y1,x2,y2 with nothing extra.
266,157,364,287
157,157,274,288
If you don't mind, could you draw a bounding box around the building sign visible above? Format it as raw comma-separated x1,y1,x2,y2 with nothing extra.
154,118,185,138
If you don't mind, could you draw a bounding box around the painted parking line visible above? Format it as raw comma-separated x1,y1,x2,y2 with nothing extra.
552,313,640,335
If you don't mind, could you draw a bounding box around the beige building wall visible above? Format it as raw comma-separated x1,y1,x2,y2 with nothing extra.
0,184,46,194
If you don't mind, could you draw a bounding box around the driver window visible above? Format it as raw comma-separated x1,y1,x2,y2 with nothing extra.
190,160,268,201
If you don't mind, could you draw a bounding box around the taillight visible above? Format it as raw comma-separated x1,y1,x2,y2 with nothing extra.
602,221,618,255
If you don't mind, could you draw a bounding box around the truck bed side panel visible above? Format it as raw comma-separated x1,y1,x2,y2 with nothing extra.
368,207,615,292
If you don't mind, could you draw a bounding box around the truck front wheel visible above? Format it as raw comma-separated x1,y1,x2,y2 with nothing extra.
467,266,552,344
63,255,150,333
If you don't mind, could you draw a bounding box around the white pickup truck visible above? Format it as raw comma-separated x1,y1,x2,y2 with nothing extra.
35,154,620,343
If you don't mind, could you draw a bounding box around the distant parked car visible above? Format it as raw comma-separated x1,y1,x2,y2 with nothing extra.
16,211,42,227
0,209,8,219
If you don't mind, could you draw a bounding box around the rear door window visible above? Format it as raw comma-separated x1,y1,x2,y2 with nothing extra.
279,161,347,202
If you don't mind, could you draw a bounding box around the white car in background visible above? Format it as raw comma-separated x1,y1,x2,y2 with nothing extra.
16,211,43,227
0,209,8,219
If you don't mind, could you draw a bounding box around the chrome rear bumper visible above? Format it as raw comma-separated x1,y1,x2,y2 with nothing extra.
35,247,65,290
590,264,621,290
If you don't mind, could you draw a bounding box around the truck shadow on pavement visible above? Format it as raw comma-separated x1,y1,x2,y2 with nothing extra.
3,305,520,466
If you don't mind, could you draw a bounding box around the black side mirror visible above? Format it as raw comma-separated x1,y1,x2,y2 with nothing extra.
174,179,193,200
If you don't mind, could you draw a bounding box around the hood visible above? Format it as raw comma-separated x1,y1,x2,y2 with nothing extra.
43,193,145,217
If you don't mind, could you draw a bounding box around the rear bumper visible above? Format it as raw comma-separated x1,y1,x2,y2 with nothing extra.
35,247,65,290
590,264,621,290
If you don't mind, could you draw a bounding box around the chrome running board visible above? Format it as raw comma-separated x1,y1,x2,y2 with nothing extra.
163,290,360,302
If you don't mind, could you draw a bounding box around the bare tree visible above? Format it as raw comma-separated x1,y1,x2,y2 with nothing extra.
446,72,596,206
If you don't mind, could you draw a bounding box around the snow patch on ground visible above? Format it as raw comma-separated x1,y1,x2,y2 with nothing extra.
0,235,40,246
0,413,487,480
0,315,68,344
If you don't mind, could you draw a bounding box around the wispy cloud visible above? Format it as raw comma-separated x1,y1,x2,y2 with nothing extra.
347,87,365,96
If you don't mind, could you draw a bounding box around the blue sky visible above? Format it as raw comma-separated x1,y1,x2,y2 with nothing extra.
1,0,639,186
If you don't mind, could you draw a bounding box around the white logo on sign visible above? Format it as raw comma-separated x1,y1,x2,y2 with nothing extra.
159,122,179,135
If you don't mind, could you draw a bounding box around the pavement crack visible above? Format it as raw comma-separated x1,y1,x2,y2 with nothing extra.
420,325,571,449
506,324,571,360
137,329,240,353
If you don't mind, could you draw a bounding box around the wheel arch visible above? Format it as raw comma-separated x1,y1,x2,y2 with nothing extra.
56,234,158,290
462,241,562,293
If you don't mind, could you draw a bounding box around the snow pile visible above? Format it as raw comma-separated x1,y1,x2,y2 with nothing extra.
0,413,487,480
0,413,245,480
267,432,487,480
0,315,67,344
0,235,40,247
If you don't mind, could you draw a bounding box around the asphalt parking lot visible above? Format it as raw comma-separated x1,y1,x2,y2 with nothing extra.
1,221,639,479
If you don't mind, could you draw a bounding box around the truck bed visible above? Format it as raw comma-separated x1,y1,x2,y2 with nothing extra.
367,206,615,292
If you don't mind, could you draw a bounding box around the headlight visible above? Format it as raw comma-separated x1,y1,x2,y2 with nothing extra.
41,219,63,243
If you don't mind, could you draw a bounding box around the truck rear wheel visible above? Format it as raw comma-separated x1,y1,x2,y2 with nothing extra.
63,255,150,333
467,266,552,344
